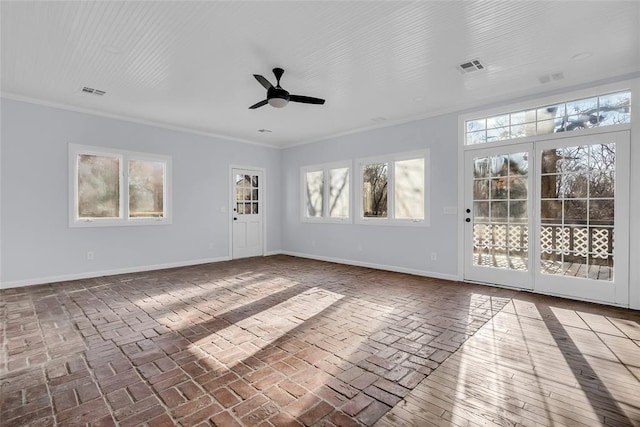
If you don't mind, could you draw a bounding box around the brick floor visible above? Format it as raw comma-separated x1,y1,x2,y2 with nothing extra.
1,255,637,426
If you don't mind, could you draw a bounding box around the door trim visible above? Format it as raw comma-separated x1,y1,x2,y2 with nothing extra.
229,165,267,259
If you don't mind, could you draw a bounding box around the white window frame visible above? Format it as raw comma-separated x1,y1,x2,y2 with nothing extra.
355,150,430,227
69,144,172,227
301,161,352,223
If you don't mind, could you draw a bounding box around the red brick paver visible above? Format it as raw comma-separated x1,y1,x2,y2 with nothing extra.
1,255,517,425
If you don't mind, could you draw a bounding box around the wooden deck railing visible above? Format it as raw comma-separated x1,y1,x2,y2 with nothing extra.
473,223,613,266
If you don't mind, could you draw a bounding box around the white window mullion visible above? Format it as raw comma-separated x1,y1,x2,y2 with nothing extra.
322,167,329,218
122,156,128,220
388,160,395,220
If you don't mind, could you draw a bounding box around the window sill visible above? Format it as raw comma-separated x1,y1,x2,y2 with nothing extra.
69,218,172,228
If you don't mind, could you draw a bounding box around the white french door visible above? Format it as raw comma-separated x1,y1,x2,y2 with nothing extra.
464,131,630,305
464,143,534,290
232,168,263,259
534,131,629,305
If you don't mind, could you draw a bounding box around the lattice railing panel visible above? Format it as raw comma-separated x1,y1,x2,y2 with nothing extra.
592,228,610,259
573,228,588,257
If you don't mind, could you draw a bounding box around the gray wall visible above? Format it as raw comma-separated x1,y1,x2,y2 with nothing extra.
2,76,638,310
280,114,460,279
0,98,281,285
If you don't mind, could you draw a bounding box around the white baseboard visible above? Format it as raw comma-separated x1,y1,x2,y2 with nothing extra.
279,251,459,282
264,250,284,256
0,256,231,289
1,251,458,290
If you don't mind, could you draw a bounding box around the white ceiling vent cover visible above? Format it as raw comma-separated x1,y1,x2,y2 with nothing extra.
81,86,106,96
457,59,485,74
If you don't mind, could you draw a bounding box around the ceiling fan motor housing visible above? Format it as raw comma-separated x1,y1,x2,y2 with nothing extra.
267,86,289,108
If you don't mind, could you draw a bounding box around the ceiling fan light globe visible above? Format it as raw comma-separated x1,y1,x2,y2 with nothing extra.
268,98,288,108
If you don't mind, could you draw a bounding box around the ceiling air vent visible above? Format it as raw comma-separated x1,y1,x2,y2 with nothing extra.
457,59,485,74
81,86,106,96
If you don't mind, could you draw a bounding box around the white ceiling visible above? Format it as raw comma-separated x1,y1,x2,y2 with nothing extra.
2,1,639,148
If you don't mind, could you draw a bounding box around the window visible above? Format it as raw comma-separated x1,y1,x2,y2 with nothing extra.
465,90,631,145
302,162,350,222
357,151,429,225
69,144,171,227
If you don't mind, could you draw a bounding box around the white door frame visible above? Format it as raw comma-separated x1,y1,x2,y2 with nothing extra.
229,165,267,259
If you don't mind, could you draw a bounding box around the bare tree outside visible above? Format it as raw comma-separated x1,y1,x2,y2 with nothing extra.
328,167,349,217
305,170,323,217
363,163,388,217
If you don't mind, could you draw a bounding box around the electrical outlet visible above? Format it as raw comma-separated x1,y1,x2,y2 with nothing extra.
431,252,437,261
87,251,94,260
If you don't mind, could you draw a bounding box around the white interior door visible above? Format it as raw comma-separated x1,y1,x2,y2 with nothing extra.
535,131,630,305
464,143,534,289
232,168,263,259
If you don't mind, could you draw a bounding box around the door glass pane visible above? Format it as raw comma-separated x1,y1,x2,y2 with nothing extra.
236,172,258,215
78,154,120,218
472,152,528,271
540,143,615,281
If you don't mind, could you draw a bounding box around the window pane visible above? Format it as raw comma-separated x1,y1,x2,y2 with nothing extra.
78,154,120,218
567,97,597,116
473,179,489,200
363,163,388,217
305,170,323,217
599,91,631,126
466,119,486,132
486,114,509,129
486,126,510,142
129,159,165,218
466,130,486,145
510,110,536,125
394,158,424,220
329,167,349,218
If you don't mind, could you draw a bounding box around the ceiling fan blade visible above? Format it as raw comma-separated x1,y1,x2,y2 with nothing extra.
253,74,273,90
289,95,325,105
249,99,268,109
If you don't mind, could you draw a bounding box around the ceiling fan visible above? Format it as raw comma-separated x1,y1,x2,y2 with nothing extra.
249,68,325,109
